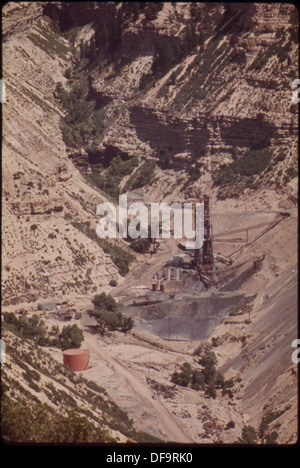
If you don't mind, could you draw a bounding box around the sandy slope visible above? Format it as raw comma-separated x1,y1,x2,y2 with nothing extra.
83,332,194,443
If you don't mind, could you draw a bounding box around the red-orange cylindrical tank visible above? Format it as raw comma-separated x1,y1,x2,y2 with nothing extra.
63,349,90,371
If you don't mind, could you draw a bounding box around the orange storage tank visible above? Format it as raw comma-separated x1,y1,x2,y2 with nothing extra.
63,349,90,371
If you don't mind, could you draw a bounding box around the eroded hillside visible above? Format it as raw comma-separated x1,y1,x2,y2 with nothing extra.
1,2,298,446
1,324,161,443
2,2,298,304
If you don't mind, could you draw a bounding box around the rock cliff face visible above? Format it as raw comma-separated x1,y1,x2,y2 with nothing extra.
2,2,298,446
45,2,298,197
2,3,132,305
2,2,44,39
2,0,298,303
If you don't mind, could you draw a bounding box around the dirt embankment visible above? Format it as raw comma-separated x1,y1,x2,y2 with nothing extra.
218,265,298,443
83,332,194,443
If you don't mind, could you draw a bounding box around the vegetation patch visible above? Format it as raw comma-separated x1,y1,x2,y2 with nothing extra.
71,220,134,276
249,33,293,70
229,296,255,318
129,238,151,254
3,313,84,350
232,405,290,445
213,147,272,199
139,7,203,92
171,343,234,399
146,378,177,399
171,35,232,110
55,80,106,150
85,155,139,201
123,160,157,191
258,406,290,443
2,324,162,444
1,395,112,443
87,293,134,335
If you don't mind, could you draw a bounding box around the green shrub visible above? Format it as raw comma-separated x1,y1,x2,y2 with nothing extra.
139,72,153,90
214,148,272,187
259,408,288,442
88,293,134,335
265,431,278,444
22,368,41,392
286,167,297,179
4,313,49,345
3,313,84,351
130,238,151,253
124,160,156,191
86,380,106,394
275,150,286,162
241,425,257,444
249,39,290,70
1,395,111,443
54,80,106,150
225,420,236,430
190,369,205,390
99,241,134,276
86,155,139,201
205,385,216,399
171,362,192,387
213,147,272,198
211,336,221,347
171,343,235,398
59,324,84,351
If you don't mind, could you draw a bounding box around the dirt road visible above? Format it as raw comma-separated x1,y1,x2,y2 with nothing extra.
84,333,194,443
115,238,179,295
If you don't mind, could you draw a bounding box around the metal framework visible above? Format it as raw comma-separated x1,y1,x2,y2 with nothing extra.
194,195,213,272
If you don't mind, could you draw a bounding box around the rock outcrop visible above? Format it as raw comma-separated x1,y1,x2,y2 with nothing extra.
2,0,298,302
2,2,298,446
65,2,298,192
2,4,131,305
